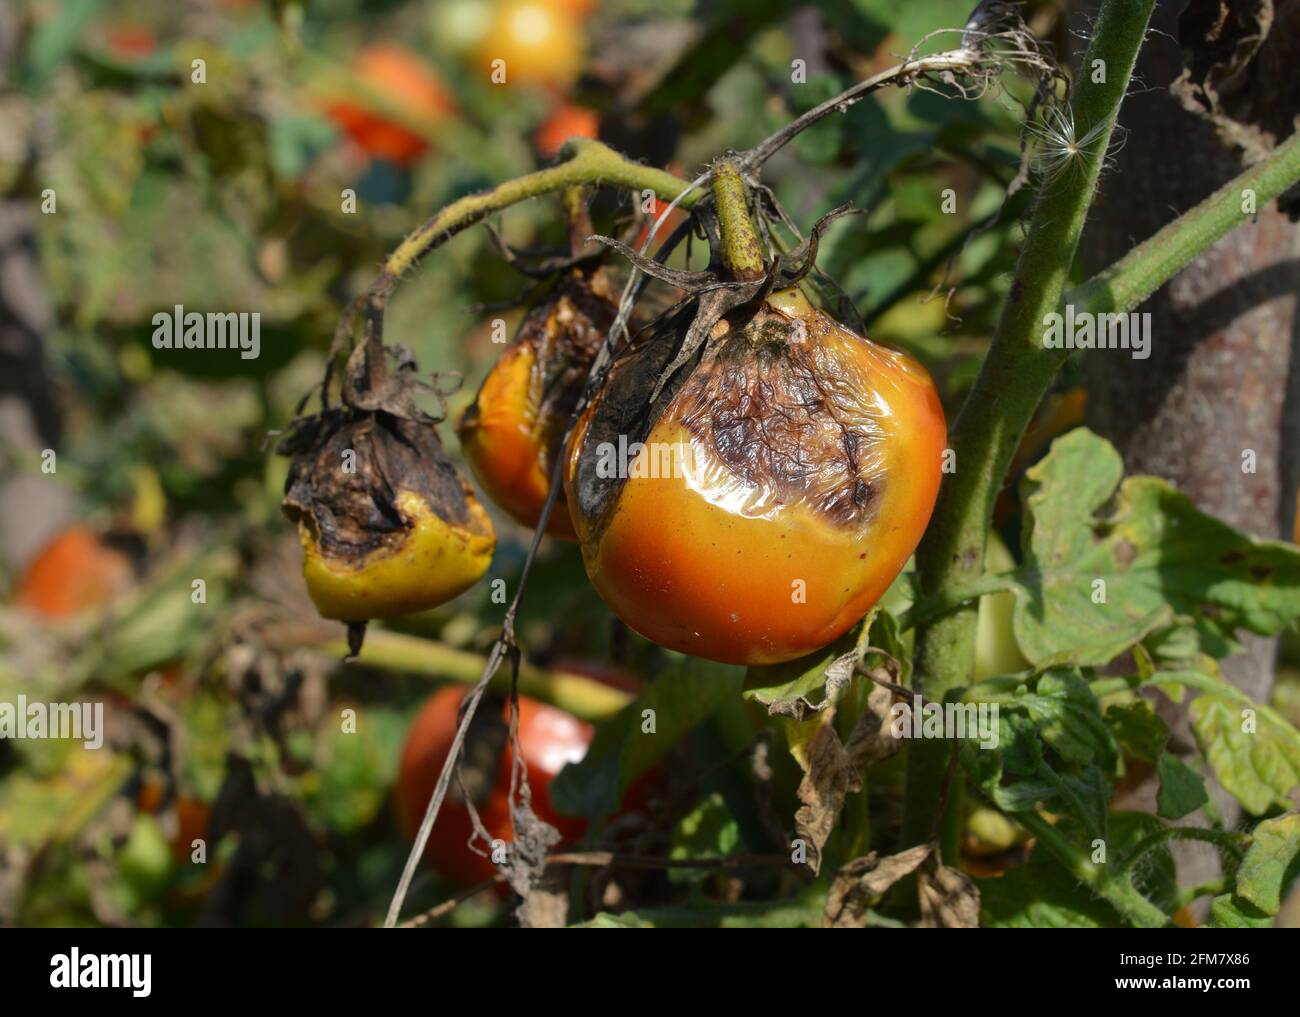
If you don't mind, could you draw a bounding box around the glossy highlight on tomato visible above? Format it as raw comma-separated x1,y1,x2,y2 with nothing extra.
565,287,947,666
395,685,591,887
475,0,584,88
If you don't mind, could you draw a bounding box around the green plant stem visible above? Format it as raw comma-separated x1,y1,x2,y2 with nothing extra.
710,159,766,280
1118,828,1248,874
1066,130,1300,316
324,629,632,721
1015,811,1169,928
903,0,1158,858
383,139,695,281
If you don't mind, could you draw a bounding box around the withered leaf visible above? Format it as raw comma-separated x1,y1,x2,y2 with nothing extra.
918,863,982,929
823,844,934,928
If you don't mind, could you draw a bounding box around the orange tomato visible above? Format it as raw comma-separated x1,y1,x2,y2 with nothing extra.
458,266,621,540
323,44,455,166
395,686,591,887
14,526,133,619
565,288,947,666
534,101,600,159
474,1,584,89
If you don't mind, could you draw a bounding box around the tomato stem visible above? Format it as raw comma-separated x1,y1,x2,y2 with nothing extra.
710,159,766,281
905,0,1160,860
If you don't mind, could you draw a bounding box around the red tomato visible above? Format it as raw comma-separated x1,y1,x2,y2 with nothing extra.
323,44,455,166
534,102,599,159
395,686,591,887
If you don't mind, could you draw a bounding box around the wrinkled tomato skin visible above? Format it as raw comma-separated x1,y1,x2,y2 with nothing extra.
460,341,579,541
395,686,591,887
566,290,947,666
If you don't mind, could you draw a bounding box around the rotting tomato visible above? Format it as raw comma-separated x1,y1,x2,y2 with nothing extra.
395,685,590,887
565,286,947,666
280,411,495,630
475,0,584,89
14,525,133,619
457,262,621,540
322,44,455,167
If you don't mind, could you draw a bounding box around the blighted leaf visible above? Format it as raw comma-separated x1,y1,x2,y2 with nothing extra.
1207,894,1273,929
791,681,902,875
823,844,933,928
918,863,980,928
793,722,857,877
1014,429,1300,667
1235,812,1300,916
550,659,743,818
743,629,861,719
515,878,568,929
1190,694,1300,815
1154,753,1209,820
1105,700,1169,764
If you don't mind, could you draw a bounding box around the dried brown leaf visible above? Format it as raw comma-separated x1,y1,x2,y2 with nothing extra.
918,863,982,928
823,844,934,928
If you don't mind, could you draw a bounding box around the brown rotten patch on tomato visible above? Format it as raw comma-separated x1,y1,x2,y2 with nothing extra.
675,304,885,531
281,410,482,559
565,287,947,666
279,367,494,653
458,264,621,540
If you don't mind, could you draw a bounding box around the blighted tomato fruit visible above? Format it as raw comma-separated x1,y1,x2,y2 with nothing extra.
280,410,495,631
395,685,590,887
565,287,946,666
458,264,621,540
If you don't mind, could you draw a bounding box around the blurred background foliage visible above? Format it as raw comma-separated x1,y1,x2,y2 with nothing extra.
3,0,1289,927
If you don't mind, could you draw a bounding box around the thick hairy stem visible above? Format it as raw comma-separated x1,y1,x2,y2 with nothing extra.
903,0,1159,856
902,132,1300,637
711,159,766,279
1015,811,1169,928
1066,130,1300,317
383,139,696,281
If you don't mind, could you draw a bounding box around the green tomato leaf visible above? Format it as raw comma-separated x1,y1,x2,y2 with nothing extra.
1190,694,1300,815
1207,894,1274,929
979,850,1119,928
1235,812,1300,916
1154,753,1209,820
1013,429,1300,668
1020,669,1117,769
1105,700,1169,764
